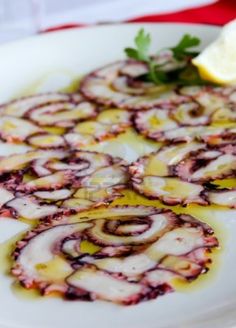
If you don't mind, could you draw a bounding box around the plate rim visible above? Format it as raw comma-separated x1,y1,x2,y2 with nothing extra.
0,22,221,50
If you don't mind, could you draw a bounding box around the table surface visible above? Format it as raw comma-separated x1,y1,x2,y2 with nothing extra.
0,0,215,43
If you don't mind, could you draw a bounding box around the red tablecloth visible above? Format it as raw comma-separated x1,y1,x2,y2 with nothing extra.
129,0,236,25
44,0,236,33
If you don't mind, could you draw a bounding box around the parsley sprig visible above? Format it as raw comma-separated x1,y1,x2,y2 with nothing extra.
170,34,200,60
125,29,151,62
125,29,203,85
125,29,165,84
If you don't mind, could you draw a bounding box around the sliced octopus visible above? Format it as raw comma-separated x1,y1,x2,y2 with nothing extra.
133,83,236,143
27,133,66,149
80,60,188,110
134,107,236,144
179,85,236,124
62,163,128,212
65,109,132,147
0,116,41,143
0,149,67,174
0,186,15,207
175,144,236,182
201,177,236,208
5,196,59,220
0,92,132,149
129,143,236,206
0,150,128,219
1,92,97,128
11,205,218,305
0,93,98,149
208,189,236,208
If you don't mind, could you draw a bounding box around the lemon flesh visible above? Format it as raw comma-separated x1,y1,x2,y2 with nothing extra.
192,19,236,85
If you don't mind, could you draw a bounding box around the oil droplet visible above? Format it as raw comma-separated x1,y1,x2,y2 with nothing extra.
80,240,101,254
213,178,236,189
35,256,73,282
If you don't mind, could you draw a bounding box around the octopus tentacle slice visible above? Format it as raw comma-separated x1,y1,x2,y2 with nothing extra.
179,85,236,123
171,102,213,126
3,151,128,216
134,108,178,140
129,144,207,205
85,216,217,281
11,206,218,304
78,164,128,192
175,144,236,182
143,269,176,290
37,157,91,178
208,189,236,208
92,254,157,278
0,116,41,142
80,60,188,110
212,86,236,98
0,93,74,117
61,198,96,213
65,109,132,148
72,151,113,178
0,141,32,157
0,171,24,193
14,150,110,179
62,162,129,211
162,126,236,144
17,171,75,192
12,222,93,289
135,142,205,175
66,266,148,305
212,107,236,123
34,189,73,201
1,92,97,128
132,176,206,206
6,196,59,220
0,149,67,174
27,133,66,149
30,150,124,180
129,143,236,206
86,210,177,247
134,108,236,143
0,186,14,207
32,158,55,177
28,101,96,128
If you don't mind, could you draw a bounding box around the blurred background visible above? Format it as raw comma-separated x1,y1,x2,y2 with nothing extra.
0,0,234,43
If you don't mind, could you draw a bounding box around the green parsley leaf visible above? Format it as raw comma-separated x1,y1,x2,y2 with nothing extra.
124,48,139,60
171,34,200,60
134,28,151,61
147,61,169,84
125,28,151,62
125,30,202,85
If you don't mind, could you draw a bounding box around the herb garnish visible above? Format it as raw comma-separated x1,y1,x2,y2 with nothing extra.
124,29,205,85
170,34,200,60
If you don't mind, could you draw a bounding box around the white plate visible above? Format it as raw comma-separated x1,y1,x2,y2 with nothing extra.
0,23,235,328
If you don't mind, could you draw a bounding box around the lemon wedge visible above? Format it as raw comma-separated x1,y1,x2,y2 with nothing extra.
192,19,236,85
